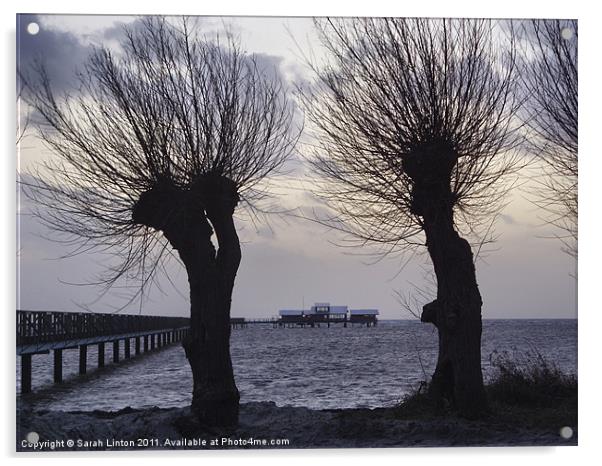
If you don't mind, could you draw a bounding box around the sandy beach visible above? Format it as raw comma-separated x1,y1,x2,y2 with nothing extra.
17,401,576,451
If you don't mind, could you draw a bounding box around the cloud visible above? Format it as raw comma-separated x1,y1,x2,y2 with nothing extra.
17,14,94,92
15,15,576,320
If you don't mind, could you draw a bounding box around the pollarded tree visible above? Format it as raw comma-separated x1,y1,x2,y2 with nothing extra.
22,17,299,426
522,20,577,257
301,18,522,418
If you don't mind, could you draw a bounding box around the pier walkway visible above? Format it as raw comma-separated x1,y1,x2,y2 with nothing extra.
17,310,190,394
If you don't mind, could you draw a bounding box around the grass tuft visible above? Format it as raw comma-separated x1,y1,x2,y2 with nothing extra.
485,349,577,429
486,349,576,407
394,349,577,430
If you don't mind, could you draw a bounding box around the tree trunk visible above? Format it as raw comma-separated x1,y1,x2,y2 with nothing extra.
180,226,241,427
403,145,488,418
180,177,242,427
132,176,241,427
421,207,488,418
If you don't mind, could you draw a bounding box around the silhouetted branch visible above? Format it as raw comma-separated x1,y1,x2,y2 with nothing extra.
20,16,299,304
299,18,523,258
521,20,577,257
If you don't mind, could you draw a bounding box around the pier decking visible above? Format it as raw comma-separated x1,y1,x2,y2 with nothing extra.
277,313,351,328
17,310,190,394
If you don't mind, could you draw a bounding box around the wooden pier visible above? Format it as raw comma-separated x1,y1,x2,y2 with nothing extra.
278,314,349,328
229,317,280,328
276,315,377,328
229,315,378,328
17,309,378,393
17,310,190,394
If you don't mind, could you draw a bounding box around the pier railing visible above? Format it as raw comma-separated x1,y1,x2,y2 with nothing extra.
17,310,190,346
17,310,192,394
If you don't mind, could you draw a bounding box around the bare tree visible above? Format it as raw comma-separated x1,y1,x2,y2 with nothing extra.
301,18,522,417
522,20,577,257
21,17,299,426
17,80,29,145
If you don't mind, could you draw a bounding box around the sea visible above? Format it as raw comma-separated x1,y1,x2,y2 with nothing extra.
16,319,577,412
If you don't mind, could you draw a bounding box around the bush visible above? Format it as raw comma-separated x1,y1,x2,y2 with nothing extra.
393,381,437,419
394,349,577,428
486,349,577,408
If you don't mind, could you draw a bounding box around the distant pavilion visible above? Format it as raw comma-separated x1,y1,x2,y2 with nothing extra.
277,302,378,328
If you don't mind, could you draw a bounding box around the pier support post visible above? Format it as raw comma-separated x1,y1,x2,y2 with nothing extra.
53,349,63,384
125,338,131,359
135,337,141,355
150,334,155,350
113,340,119,363
79,345,87,375
98,342,105,367
21,354,32,394
144,335,149,352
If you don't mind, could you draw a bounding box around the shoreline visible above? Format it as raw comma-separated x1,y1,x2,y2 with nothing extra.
17,401,577,451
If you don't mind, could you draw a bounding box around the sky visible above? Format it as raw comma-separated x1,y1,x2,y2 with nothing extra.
16,14,577,320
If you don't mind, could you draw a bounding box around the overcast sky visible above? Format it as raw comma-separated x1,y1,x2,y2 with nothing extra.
16,14,577,319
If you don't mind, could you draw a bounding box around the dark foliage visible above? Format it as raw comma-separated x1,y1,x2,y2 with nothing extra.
395,349,577,429
486,349,577,408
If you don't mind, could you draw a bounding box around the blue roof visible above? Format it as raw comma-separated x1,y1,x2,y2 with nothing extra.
350,309,379,315
279,310,304,316
278,306,377,316
329,305,348,313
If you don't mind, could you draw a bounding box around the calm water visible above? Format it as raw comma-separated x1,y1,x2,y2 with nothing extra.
17,319,577,411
